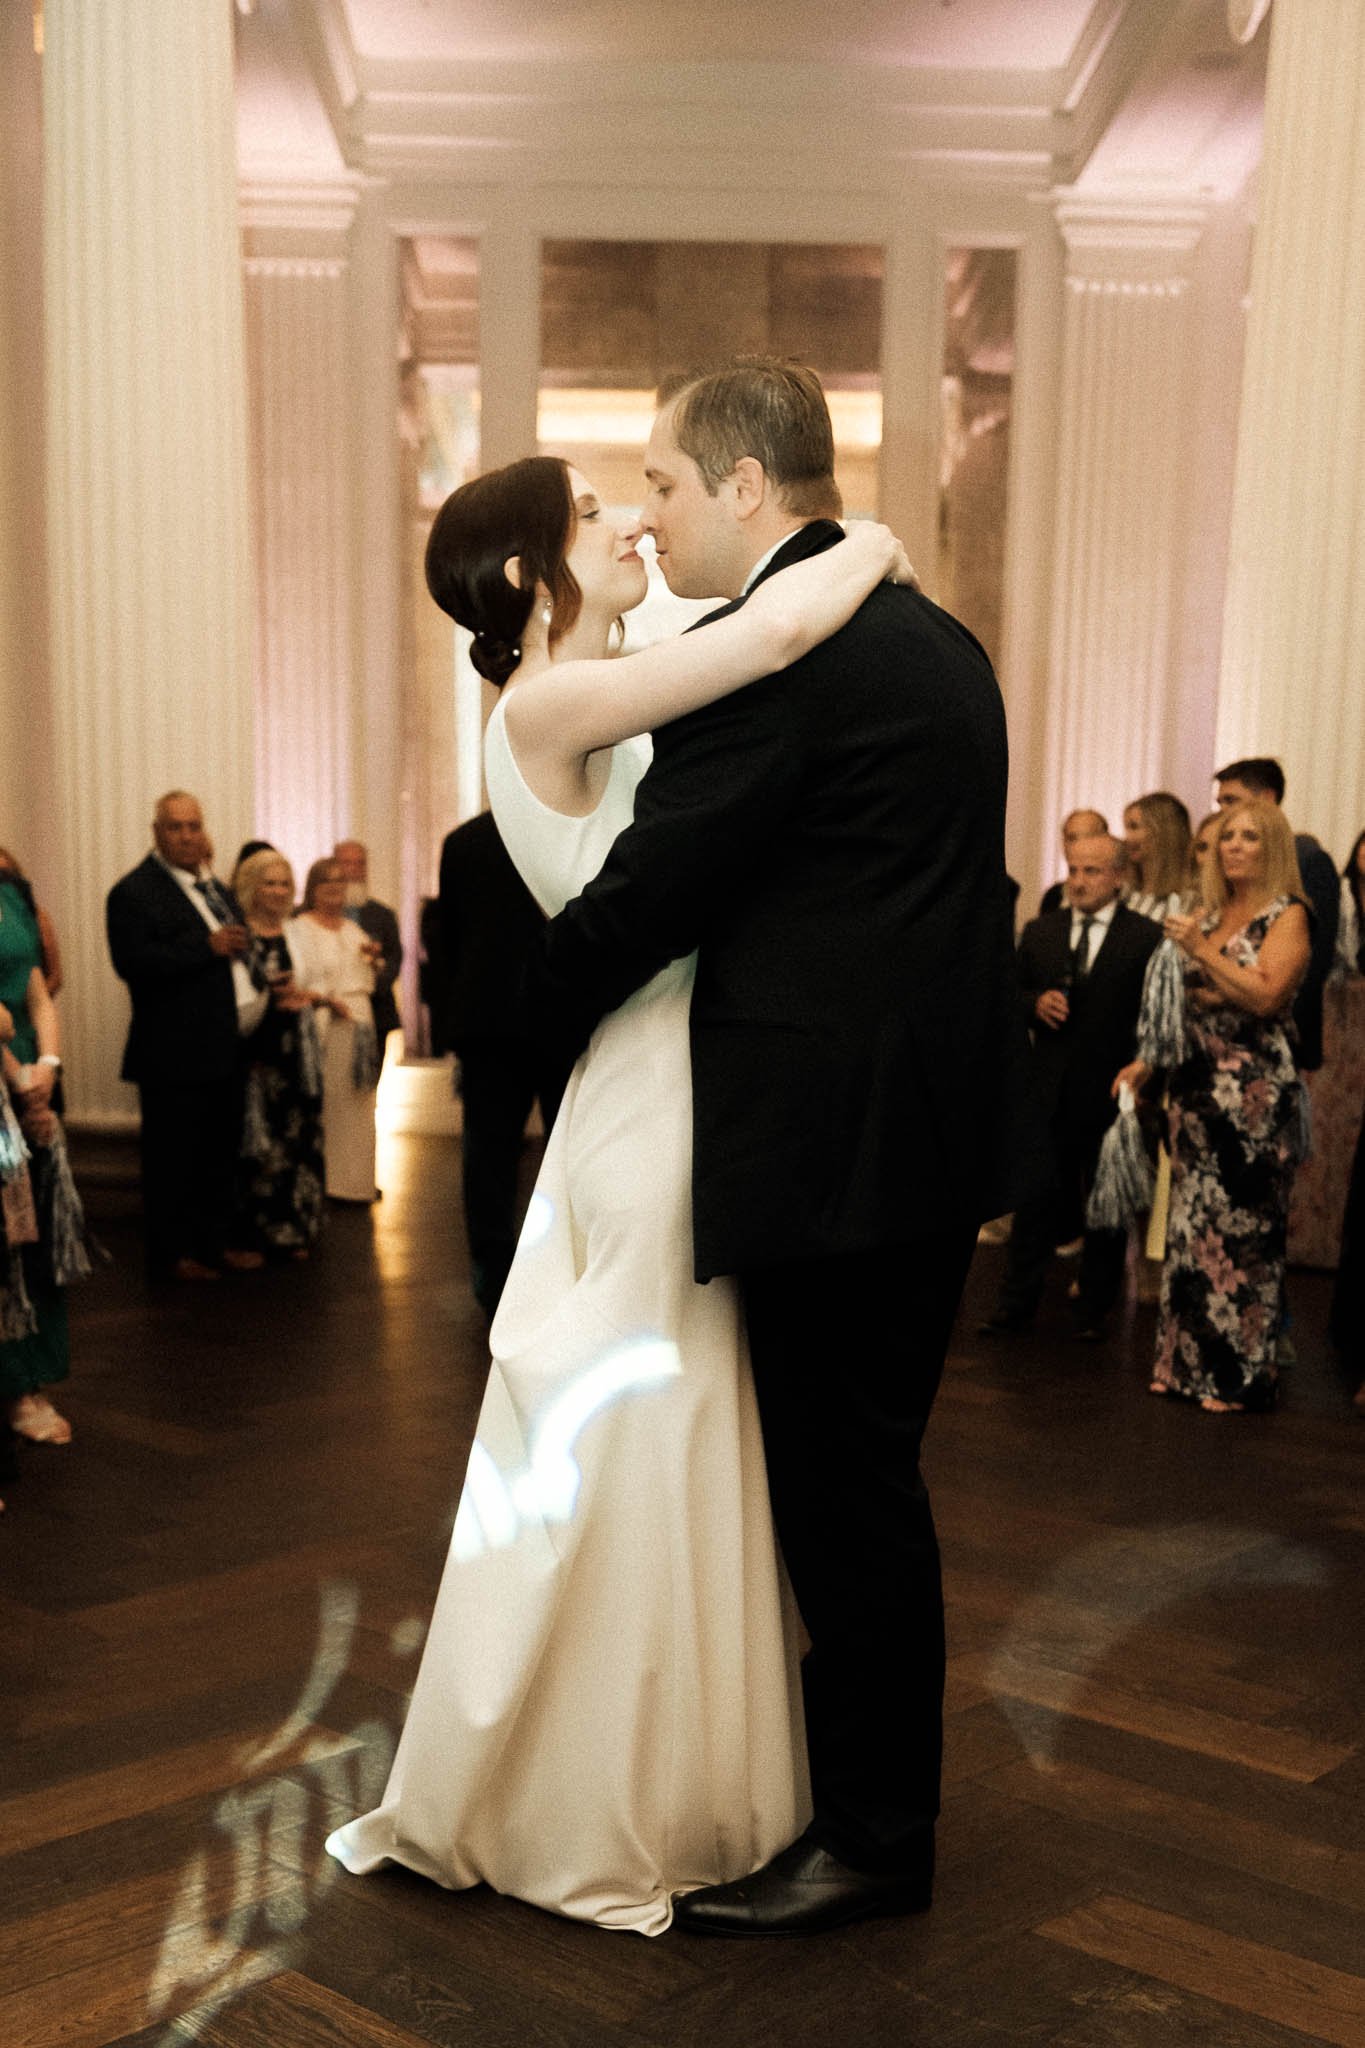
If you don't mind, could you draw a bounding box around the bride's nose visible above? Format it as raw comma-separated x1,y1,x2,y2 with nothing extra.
618,514,644,545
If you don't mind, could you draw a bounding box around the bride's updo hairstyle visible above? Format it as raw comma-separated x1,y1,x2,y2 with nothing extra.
424,456,584,688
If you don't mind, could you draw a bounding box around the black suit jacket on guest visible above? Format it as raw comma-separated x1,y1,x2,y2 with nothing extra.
528,520,1032,1281
354,897,403,1044
1292,833,1339,1071
1016,903,1160,1156
106,854,242,1084
437,812,548,1052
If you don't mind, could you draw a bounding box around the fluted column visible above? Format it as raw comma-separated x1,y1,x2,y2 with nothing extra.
0,1,52,872
1215,0,1365,862
243,193,360,875
44,0,253,1121
1038,201,1206,878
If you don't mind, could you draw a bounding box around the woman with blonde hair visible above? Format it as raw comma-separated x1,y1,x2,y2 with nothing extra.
288,857,378,1203
234,851,326,1257
1122,791,1192,921
1117,801,1310,1411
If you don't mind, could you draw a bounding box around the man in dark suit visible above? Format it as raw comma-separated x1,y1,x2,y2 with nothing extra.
526,358,1030,1934
1213,758,1339,1071
980,833,1159,1342
333,840,403,1052
437,811,568,1317
107,792,265,1280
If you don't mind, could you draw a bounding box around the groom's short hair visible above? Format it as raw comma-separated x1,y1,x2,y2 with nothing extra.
667,356,842,519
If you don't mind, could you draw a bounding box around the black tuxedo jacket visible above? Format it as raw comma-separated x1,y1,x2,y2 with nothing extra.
529,520,1031,1280
106,854,242,1085
1016,902,1160,1155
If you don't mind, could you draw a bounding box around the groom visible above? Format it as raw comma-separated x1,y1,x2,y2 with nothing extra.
530,357,1027,1933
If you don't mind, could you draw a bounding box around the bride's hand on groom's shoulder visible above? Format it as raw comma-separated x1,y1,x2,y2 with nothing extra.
843,520,920,594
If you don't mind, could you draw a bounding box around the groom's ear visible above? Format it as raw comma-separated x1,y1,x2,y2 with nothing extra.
503,554,524,591
729,456,767,522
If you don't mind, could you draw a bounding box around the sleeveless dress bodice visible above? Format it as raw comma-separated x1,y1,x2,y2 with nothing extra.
482,694,695,1011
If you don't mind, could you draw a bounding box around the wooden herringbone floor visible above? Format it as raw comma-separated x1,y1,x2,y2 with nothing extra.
1,1125,1362,2048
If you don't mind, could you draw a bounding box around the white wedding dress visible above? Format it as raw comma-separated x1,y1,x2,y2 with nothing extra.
326,696,808,1934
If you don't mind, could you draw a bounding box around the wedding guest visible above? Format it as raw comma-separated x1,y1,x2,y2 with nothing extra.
980,833,1158,1341
1188,810,1222,894
0,958,73,1447
333,840,403,1056
1328,1095,1365,1405
1039,808,1108,915
106,792,269,1279
289,858,379,1203
1119,803,1311,1412
231,839,276,889
1,1000,31,1510
1214,757,1337,1069
437,809,570,1316
1334,829,1365,978
1122,791,1192,921
235,851,325,1259
0,848,63,996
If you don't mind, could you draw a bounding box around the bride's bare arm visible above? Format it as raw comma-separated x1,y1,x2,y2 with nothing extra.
504,522,913,764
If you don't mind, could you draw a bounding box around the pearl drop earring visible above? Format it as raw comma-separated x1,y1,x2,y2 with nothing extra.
541,601,553,626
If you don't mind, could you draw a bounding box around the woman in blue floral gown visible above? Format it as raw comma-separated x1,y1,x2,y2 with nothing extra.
1119,803,1311,1412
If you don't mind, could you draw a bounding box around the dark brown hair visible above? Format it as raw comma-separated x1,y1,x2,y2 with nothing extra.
668,356,842,519
424,457,583,687
1214,756,1285,803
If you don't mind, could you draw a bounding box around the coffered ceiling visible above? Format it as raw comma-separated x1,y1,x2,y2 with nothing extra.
236,0,1267,199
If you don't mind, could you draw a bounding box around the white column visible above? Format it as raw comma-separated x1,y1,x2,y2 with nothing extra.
1215,0,1365,863
243,194,360,877
0,0,53,874
349,184,402,904
1037,200,1206,881
44,0,253,1122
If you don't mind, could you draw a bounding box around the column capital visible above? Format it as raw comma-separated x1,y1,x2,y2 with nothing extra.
240,176,364,265
1052,192,1209,289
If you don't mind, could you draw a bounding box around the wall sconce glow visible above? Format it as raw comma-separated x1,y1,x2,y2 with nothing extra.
453,1337,683,1561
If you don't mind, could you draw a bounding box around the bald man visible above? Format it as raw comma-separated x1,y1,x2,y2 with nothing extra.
1038,807,1109,915
107,793,265,1279
981,833,1159,1340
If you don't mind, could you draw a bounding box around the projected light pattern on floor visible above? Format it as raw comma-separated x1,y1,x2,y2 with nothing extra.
987,1521,1330,1765
453,1335,683,1560
147,1581,417,2045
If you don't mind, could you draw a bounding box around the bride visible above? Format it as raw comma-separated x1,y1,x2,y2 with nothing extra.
326,456,911,1934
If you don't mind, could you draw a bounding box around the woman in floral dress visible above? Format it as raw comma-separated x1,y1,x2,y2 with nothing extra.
234,851,325,1258
1118,802,1311,1412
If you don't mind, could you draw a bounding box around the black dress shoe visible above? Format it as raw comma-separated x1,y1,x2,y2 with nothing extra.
977,1310,1032,1336
672,1836,932,1936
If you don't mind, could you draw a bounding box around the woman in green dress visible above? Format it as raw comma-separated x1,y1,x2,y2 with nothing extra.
0,866,72,1446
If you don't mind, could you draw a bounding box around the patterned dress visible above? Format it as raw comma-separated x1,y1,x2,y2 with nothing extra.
1154,896,1305,1409
237,932,325,1254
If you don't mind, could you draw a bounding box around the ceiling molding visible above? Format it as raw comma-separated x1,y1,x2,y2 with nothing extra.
1061,0,1192,180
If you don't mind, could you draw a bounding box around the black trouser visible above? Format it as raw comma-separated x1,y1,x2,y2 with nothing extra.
456,1041,566,1315
997,1125,1125,1326
740,1218,977,1875
137,1075,244,1273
